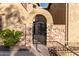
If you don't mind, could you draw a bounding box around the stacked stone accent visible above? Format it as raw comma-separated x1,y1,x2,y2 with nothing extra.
25,24,33,47
5,23,33,48
5,23,65,48
47,24,65,47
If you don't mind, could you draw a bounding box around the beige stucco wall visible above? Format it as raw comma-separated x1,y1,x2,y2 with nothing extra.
69,4,79,46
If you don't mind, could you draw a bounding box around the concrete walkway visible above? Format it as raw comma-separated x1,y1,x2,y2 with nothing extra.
0,44,50,56
0,46,35,56
30,44,50,56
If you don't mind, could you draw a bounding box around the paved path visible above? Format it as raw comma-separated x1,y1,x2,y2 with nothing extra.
0,46,35,56
30,44,50,56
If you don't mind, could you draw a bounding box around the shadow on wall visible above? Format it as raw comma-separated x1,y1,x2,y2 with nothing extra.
48,3,66,25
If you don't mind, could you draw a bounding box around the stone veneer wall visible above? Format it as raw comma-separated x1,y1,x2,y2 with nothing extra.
47,24,65,47
0,3,65,48
6,23,65,48
6,23,33,47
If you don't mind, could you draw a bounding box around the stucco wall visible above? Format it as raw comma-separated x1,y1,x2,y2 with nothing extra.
69,4,79,46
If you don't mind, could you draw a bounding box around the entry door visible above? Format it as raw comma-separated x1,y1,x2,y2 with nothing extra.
33,15,47,45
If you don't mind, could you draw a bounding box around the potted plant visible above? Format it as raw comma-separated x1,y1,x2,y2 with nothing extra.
0,29,23,48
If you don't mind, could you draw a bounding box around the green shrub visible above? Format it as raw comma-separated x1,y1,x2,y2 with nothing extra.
0,29,23,48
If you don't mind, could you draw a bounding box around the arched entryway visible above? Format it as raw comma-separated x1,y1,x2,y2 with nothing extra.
32,14,47,45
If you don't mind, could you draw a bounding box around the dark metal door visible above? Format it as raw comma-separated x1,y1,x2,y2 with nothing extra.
32,14,47,45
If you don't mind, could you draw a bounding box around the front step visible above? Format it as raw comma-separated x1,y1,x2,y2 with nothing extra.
30,44,50,56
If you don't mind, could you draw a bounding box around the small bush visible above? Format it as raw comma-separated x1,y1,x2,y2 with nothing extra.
0,29,23,48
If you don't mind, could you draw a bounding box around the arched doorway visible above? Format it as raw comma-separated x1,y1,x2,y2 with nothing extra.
32,14,47,45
